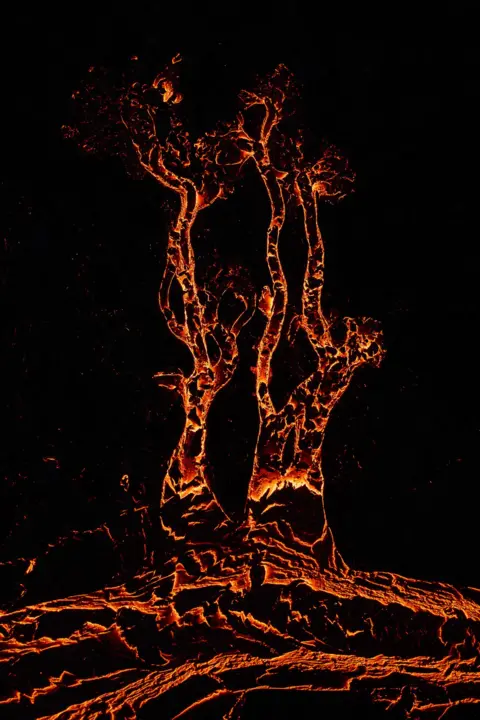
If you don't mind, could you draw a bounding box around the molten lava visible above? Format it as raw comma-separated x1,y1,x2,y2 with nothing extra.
1,55,479,719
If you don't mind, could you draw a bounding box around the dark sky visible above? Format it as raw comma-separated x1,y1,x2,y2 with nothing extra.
2,4,480,601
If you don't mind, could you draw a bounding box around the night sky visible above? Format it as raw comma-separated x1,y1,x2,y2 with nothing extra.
2,0,480,642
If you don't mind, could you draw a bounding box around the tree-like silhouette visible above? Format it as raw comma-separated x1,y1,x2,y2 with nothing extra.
1,56,479,720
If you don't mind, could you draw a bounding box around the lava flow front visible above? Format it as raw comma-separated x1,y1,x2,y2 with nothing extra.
1,56,480,720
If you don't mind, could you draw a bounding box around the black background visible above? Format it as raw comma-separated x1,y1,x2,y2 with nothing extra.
2,2,480,612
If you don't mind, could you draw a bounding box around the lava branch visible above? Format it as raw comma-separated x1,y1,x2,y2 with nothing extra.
120,60,384,552
120,62,256,527
243,110,383,562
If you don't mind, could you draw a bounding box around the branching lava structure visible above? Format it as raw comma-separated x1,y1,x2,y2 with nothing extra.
1,56,480,719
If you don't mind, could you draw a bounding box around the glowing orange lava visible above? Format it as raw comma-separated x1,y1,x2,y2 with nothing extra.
1,55,479,719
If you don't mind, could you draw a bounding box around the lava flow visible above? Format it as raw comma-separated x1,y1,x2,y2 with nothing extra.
1,56,480,719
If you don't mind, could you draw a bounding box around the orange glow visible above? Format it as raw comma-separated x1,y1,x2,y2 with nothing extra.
2,56,479,719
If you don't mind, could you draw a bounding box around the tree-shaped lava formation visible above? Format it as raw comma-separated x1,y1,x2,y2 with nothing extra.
2,56,480,720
